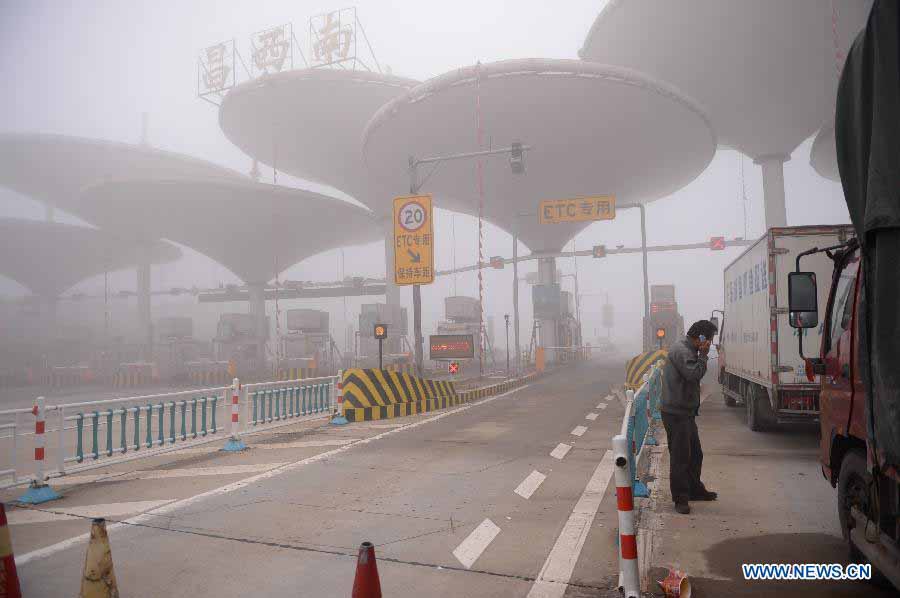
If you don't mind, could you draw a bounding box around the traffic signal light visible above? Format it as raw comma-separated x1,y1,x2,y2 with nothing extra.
374,324,388,339
710,236,726,251
510,141,525,174
656,327,666,339
592,244,606,258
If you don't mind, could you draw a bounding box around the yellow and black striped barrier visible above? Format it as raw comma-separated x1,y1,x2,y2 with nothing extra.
189,369,230,385
278,367,317,381
625,350,667,390
341,368,458,422
113,363,159,388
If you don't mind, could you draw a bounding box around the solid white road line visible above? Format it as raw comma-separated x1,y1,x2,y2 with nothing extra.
585,413,598,421
550,443,572,460
597,403,608,410
514,470,547,500
571,425,587,437
527,450,616,598
453,518,501,569
8,500,175,526
18,381,535,565
53,463,288,486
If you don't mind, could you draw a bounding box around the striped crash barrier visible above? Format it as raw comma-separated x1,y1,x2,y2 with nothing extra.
187,361,231,386
624,349,667,391
277,366,317,381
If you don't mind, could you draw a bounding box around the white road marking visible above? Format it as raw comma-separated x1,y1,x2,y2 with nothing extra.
597,403,608,410
550,443,572,460
604,395,614,402
53,463,288,486
452,518,501,569
514,470,547,500
170,438,361,455
571,426,587,437
19,381,535,565
9,500,174,526
527,451,616,598
585,413,598,421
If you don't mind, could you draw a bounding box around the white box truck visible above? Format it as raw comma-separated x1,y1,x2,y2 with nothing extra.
718,225,855,430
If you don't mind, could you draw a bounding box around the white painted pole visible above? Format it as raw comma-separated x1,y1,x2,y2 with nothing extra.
613,434,640,598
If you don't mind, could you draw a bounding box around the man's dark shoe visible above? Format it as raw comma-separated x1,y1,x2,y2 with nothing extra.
690,490,718,501
674,501,691,514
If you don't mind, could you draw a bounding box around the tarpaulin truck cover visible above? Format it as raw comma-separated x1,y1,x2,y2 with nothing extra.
835,0,900,469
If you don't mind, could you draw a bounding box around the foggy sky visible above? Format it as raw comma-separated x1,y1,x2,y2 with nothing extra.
0,0,851,354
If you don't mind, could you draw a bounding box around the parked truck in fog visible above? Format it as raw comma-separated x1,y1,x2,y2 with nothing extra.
718,226,854,430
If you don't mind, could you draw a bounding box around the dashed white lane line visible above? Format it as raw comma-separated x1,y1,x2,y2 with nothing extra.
52,463,288,486
571,425,587,437
514,470,547,500
9,500,175,526
453,518,501,569
550,443,572,460
527,450,616,598
19,381,535,566
596,403,608,410
585,413,598,421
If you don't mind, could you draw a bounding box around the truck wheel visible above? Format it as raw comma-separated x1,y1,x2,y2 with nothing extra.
723,390,737,407
746,386,773,431
837,450,890,587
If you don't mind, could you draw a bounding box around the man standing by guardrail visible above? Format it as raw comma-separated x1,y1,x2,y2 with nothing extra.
661,319,719,514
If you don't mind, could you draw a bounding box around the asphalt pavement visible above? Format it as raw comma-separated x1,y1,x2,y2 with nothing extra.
10,359,629,597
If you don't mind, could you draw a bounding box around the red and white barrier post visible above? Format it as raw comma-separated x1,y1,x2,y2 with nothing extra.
331,369,348,425
18,396,61,504
221,378,247,452
613,433,640,598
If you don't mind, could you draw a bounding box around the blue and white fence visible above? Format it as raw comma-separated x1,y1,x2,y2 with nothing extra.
621,360,664,498
0,375,338,494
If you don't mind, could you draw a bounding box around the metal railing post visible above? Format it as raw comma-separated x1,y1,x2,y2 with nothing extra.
222,378,247,452
18,396,61,504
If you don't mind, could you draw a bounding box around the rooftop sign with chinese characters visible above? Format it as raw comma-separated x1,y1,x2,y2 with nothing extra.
393,194,434,286
539,196,616,224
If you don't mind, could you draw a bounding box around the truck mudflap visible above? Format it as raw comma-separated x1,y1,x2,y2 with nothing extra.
850,508,900,589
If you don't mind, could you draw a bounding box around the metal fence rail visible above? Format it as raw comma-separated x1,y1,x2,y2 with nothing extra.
1,375,338,491
622,360,665,498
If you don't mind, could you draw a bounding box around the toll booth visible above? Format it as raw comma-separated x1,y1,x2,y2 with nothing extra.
643,284,685,351
153,317,211,382
431,296,491,374
214,313,268,378
278,309,336,377
357,303,408,367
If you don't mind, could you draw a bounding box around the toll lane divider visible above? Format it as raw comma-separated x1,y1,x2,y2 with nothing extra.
276,367,317,381
624,350,666,391
341,369,540,422
1,375,339,497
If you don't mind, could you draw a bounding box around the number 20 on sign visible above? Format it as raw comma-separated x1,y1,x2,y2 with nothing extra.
393,194,435,286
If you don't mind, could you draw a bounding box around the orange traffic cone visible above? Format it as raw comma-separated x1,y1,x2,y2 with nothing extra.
0,503,22,598
351,541,382,598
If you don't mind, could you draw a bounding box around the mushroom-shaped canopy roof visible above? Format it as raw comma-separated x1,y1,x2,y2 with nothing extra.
77,177,382,284
0,132,242,210
580,0,872,159
363,59,715,252
219,68,417,211
810,123,840,182
0,218,181,297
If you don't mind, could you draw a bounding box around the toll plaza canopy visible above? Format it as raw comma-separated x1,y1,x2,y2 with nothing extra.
0,133,242,212
362,59,715,252
218,68,417,211
810,123,840,182
77,177,382,284
0,218,180,298
579,0,872,161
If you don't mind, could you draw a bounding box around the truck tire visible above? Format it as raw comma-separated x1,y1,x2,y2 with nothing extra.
723,390,737,407
746,385,774,431
837,450,891,587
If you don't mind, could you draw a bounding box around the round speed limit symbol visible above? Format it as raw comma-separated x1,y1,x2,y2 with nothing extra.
398,201,427,232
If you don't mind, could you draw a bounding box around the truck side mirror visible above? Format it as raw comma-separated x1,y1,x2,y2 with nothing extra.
788,272,818,329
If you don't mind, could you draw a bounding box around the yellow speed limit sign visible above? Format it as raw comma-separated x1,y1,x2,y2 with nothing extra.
539,195,616,224
393,194,434,285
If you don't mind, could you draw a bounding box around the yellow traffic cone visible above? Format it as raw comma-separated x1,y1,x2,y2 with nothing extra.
79,518,119,598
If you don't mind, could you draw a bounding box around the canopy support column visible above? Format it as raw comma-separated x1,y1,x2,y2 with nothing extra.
136,254,152,361
537,257,558,364
755,153,789,229
248,283,267,375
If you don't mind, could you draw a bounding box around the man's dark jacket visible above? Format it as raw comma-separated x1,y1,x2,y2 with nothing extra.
660,338,707,417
